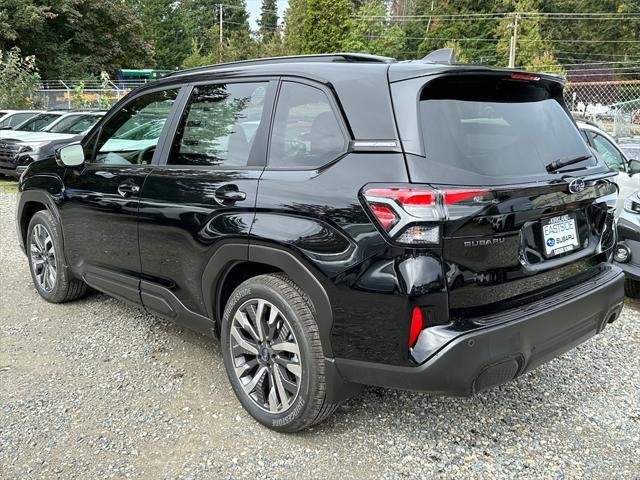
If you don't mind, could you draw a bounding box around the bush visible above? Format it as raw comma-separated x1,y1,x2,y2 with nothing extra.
0,48,40,108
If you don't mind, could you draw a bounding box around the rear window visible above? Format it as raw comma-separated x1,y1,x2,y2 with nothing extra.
419,75,594,181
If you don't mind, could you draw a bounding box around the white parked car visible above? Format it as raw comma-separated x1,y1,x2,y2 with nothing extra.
0,110,44,130
576,120,640,214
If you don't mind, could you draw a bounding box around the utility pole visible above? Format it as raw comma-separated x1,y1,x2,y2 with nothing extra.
425,0,435,34
219,4,223,63
508,13,520,68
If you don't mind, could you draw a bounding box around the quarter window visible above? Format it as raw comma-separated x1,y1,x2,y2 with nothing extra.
92,89,178,165
168,82,268,167
268,82,347,168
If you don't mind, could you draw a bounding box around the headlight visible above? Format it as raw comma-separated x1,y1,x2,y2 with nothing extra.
624,193,640,214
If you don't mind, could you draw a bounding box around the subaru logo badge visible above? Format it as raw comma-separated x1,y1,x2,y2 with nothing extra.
568,178,586,194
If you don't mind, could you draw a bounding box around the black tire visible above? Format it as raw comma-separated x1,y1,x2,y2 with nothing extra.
26,210,87,303
221,273,338,432
624,278,640,298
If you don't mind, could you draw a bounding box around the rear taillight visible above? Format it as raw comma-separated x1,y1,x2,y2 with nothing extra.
363,185,492,245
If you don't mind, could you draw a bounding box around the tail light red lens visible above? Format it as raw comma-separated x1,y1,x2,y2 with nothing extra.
409,307,424,348
362,185,491,245
369,204,398,229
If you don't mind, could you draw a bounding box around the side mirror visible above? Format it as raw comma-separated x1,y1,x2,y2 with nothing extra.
56,143,85,167
628,159,640,176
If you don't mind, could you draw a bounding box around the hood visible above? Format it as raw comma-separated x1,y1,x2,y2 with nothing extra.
0,131,77,143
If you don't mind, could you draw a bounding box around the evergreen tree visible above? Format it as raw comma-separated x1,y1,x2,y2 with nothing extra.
411,0,501,63
182,0,250,52
258,0,279,40
343,0,406,58
284,0,308,54
137,0,191,69
301,0,353,53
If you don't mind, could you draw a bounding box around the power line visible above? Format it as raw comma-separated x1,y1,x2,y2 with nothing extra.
359,34,640,43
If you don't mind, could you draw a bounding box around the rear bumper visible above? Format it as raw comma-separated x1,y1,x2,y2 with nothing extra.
335,265,625,395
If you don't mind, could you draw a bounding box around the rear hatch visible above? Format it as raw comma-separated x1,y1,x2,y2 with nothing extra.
390,71,617,320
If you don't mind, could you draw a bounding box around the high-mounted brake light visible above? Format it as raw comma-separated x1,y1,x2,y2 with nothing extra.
363,186,491,245
509,73,540,81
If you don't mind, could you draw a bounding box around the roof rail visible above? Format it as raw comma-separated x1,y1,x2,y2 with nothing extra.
421,48,456,65
168,53,395,78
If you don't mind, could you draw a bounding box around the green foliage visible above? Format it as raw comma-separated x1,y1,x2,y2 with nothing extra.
136,0,191,69
1,0,638,84
182,0,250,53
302,0,353,53
413,0,501,63
258,0,279,40
0,48,39,108
284,0,352,54
283,0,307,54
0,0,153,79
343,0,406,58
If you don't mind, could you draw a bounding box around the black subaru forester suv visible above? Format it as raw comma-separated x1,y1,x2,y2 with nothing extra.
17,51,625,432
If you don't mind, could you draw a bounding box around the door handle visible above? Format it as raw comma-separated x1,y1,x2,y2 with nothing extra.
117,181,140,197
95,171,116,179
214,185,246,203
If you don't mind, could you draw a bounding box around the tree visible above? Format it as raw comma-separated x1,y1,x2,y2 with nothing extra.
182,0,250,52
0,0,152,78
495,0,558,68
412,0,501,63
283,0,306,54
343,0,406,58
289,0,352,54
258,0,279,40
0,48,40,108
136,0,191,69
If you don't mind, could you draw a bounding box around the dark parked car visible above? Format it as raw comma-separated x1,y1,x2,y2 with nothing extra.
17,51,624,432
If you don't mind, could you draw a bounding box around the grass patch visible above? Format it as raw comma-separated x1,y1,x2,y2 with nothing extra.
0,179,18,193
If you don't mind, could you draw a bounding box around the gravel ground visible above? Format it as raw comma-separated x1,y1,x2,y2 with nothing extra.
1,179,639,479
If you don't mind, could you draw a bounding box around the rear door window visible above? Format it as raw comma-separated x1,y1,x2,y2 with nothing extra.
268,81,347,169
418,75,595,182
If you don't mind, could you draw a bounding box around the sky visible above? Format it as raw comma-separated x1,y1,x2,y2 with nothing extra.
245,0,290,30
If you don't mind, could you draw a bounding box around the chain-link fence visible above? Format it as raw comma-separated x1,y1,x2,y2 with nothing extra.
564,80,640,138
33,80,150,110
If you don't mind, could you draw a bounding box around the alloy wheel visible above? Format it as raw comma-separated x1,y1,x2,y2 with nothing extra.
30,223,57,292
229,299,302,414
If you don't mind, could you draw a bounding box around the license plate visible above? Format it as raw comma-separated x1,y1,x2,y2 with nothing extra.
541,214,580,257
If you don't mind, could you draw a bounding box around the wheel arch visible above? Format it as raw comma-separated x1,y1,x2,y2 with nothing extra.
17,189,63,255
202,242,335,357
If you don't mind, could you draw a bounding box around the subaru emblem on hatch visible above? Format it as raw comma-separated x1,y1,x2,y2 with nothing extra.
568,178,586,194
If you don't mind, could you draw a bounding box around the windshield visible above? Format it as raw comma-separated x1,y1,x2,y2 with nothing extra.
419,75,595,182
48,114,101,134
0,112,35,129
16,113,62,132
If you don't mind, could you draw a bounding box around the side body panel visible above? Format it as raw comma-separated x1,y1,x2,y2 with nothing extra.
251,152,449,365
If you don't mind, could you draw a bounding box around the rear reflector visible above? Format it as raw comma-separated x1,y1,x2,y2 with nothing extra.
409,307,424,347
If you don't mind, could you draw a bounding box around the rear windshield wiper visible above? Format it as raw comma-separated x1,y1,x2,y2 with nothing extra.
545,154,593,173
